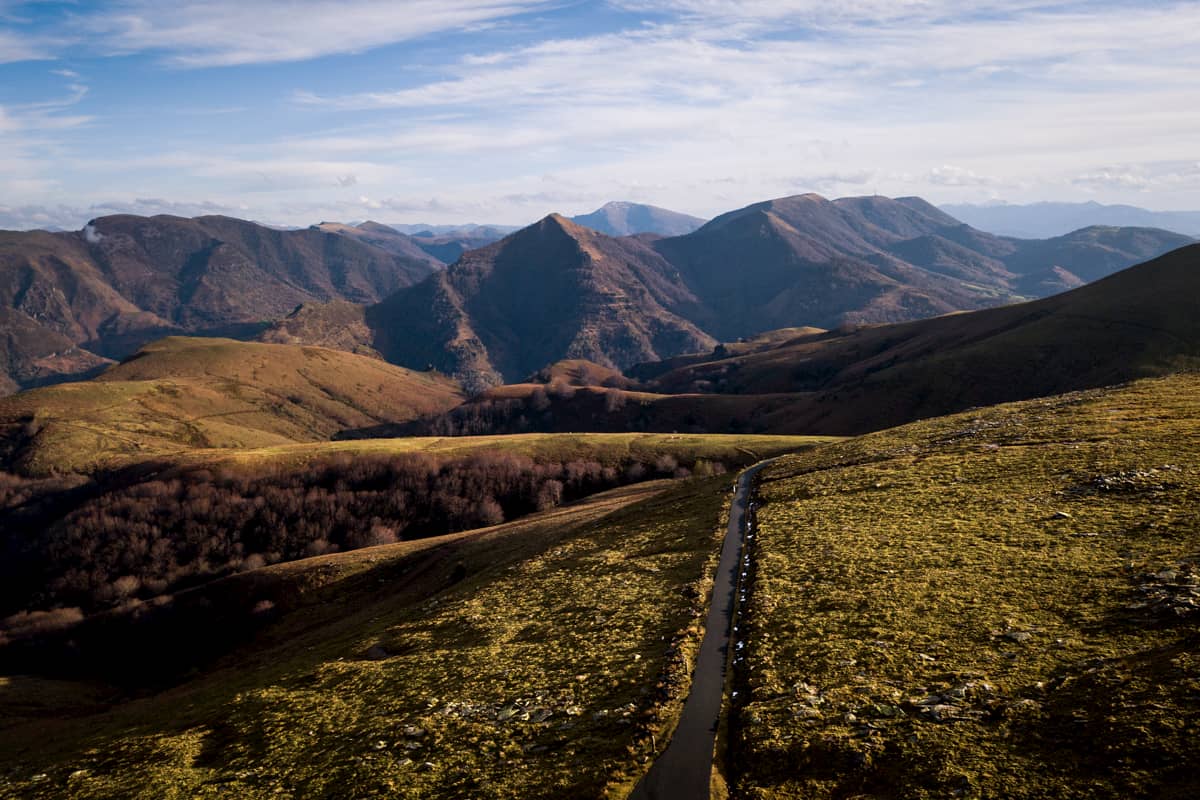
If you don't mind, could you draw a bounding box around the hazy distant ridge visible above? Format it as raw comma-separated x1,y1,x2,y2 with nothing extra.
942,201,1200,238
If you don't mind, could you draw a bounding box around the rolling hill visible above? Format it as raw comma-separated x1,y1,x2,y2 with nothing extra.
0,336,464,475
0,477,743,799
3,373,1197,798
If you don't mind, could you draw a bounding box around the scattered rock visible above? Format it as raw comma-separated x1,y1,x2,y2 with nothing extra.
1052,511,1073,520
1133,560,1200,618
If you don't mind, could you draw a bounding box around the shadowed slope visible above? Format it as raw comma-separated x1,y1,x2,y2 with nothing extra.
645,243,1200,433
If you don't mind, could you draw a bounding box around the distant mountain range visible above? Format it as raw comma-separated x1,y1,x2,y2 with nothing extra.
0,215,440,393
0,196,1192,396
376,202,706,239
270,194,1191,392
942,201,1200,239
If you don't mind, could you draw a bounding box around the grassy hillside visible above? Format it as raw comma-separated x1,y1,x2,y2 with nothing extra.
733,373,1200,798
1,476,738,799
0,337,464,475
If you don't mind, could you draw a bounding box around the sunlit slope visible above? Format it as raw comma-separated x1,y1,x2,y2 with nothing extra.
0,337,464,474
736,372,1200,798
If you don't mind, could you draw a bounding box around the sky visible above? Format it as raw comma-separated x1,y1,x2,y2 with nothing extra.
1,0,1198,230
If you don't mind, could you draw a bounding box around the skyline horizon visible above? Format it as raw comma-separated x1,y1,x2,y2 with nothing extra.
4,192,1200,234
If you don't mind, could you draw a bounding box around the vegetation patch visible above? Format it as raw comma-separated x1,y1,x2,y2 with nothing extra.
0,433,824,632
732,373,1200,799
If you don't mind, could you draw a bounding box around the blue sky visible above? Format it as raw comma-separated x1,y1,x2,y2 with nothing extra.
1,0,1198,230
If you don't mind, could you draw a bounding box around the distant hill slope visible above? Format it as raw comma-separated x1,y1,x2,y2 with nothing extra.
571,201,706,237
0,337,463,475
641,242,1200,433
0,215,442,393
943,200,1200,238
0,307,113,396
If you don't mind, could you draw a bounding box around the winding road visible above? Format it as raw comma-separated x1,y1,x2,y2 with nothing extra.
628,459,774,800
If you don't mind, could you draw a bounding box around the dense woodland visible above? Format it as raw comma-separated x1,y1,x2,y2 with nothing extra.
0,451,726,643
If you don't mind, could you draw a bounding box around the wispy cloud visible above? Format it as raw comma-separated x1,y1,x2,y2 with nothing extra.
0,27,57,63
75,0,552,66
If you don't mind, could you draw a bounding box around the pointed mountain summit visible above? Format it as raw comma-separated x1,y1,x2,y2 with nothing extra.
571,201,706,237
368,213,714,392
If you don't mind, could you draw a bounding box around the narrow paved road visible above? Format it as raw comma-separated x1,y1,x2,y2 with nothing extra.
628,459,773,800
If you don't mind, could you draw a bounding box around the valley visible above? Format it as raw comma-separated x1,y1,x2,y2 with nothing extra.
1,194,1198,799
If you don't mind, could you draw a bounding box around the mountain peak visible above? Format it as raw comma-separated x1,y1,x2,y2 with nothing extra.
356,220,397,234
570,202,705,237
536,212,591,237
